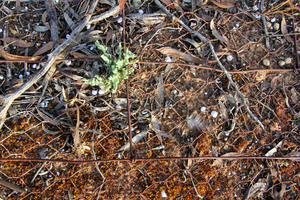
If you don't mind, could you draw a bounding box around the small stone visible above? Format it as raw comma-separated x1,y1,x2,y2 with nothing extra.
227,55,233,62
98,89,105,95
273,22,280,31
141,110,148,115
161,190,167,198
252,5,259,11
178,92,183,97
18,74,23,79
0,75,4,80
266,22,272,29
138,9,144,14
66,34,71,39
284,57,292,64
25,71,30,76
271,18,276,23
92,90,98,95
64,60,72,66
211,111,218,118
116,105,122,109
201,106,206,112
165,56,172,62
117,17,123,24
254,14,261,19
40,101,49,108
86,24,91,30
263,58,270,66
278,60,285,67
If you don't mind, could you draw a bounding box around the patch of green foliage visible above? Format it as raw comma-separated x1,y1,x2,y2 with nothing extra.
83,41,138,93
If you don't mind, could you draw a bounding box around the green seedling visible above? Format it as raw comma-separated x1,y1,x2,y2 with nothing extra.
83,41,138,93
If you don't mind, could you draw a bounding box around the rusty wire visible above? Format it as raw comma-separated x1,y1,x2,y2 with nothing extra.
0,156,299,164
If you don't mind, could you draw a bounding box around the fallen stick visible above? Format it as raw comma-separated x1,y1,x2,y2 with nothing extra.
0,0,98,130
154,0,264,129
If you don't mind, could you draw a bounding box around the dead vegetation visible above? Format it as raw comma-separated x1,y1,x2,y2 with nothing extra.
0,0,299,199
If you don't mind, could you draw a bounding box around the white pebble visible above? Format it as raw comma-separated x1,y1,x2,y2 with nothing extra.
0,29,2,33
284,57,292,64
57,171,60,176
254,14,261,19
116,105,122,109
18,74,23,79
271,18,276,23
165,56,172,62
263,58,270,66
92,90,98,95
211,111,218,118
173,89,178,94
273,23,280,31
278,60,285,67
25,71,30,76
64,60,72,66
32,64,37,69
252,5,259,11
40,101,49,108
204,92,208,95
117,17,123,24
161,190,167,198
178,92,183,97
86,24,91,30
98,89,105,95
90,46,94,51
138,9,144,14
227,55,233,62
0,75,4,80
66,34,71,39
201,106,206,112
142,110,148,115
215,79,221,84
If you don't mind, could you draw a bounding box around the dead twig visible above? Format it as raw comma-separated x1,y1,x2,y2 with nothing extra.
0,0,99,130
0,179,25,193
260,0,270,48
292,16,299,72
88,5,121,24
154,0,265,129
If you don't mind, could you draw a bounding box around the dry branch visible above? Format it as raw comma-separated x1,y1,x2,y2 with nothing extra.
154,0,264,129
0,179,25,193
88,5,121,24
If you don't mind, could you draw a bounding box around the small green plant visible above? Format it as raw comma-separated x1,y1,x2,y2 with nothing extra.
83,41,138,93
